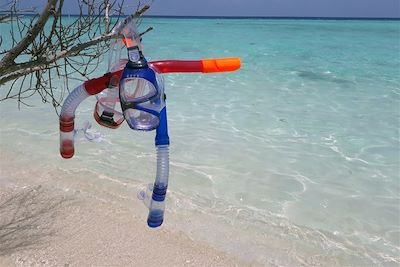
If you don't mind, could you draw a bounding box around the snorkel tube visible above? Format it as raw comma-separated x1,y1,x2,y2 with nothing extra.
59,14,241,228
59,73,115,158
117,26,170,227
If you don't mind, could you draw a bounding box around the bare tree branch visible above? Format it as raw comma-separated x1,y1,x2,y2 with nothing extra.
0,0,58,68
0,35,133,86
1,4,151,78
0,1,152,110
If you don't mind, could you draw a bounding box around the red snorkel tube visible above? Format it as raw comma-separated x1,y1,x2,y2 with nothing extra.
59,72,119,158
59,58,240,159
151,58,241,73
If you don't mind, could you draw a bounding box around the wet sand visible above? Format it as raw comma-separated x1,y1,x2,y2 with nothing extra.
0,180,245,267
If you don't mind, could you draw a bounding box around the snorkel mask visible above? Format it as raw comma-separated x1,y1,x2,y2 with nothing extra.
59,15,241,228
119,45,164,131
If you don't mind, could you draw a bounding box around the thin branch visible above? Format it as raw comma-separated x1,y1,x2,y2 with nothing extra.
139,26,153,37
0,15,11,22
104,0,110,33
0,0,58,67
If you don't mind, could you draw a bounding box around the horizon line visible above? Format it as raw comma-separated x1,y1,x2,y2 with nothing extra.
143,15,400,20
5,13,400,20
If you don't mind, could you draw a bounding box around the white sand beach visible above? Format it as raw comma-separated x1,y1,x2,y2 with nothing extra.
0,173,246,267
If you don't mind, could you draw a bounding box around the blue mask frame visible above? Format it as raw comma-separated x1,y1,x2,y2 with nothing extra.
119,65,165,131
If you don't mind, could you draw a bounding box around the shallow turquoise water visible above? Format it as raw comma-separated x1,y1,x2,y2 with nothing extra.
1,18,400,265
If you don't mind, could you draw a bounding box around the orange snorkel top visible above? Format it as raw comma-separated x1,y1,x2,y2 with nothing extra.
201,58,241,73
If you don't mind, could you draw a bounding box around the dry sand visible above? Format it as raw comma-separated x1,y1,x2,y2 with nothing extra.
0,178,247,267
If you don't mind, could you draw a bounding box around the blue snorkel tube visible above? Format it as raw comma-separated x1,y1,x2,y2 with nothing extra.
118,33,170,227
150,109,170,227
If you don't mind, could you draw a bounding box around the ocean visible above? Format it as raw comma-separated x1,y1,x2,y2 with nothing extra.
1,17,399,265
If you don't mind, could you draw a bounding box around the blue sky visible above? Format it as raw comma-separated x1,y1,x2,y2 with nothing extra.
145,0,400,18
13,0,400,18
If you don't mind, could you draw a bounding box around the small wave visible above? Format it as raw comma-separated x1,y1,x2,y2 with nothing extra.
297,70,354,85
166,189,399,266
171,161,216,184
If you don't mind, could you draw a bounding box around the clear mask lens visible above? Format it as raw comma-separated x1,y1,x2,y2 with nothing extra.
120,78,157,103
124,108,160,131
94,87,124,128
120,70,165,131
94,101,124,128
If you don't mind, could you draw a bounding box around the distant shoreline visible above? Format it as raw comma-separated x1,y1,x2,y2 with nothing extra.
145,15,400,20
5,14,400,20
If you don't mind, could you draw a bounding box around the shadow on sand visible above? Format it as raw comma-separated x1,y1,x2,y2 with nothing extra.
0,185,73,256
